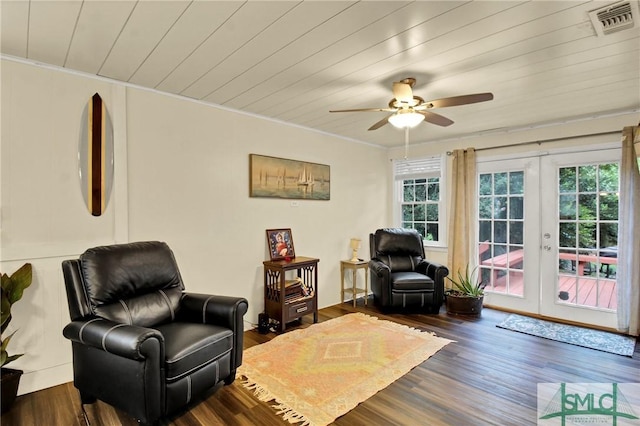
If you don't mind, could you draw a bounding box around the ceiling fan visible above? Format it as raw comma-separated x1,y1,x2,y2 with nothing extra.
329,77,493,131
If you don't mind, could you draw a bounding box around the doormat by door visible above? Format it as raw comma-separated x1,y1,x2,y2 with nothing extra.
238,313,453,426
497,314,636,357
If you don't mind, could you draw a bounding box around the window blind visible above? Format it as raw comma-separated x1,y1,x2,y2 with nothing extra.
393,156,442,180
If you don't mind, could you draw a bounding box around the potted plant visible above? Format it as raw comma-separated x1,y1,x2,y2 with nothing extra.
1,263,33,413
445,264,486,316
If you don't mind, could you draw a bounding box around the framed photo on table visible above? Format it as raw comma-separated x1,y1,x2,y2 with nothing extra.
266,228,295,261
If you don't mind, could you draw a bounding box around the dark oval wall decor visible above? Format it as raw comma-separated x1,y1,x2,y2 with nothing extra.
79,93,114,216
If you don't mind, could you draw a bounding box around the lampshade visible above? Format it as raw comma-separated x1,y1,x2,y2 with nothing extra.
349,238,361,262
388,110,424,129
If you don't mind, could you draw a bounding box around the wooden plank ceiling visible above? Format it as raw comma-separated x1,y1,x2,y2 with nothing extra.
2,0,639,148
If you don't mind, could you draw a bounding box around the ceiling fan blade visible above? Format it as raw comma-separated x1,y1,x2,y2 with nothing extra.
418,110,454,127
368,115,393,131
330,107,395,113
424,93,494,108
392,82,413,103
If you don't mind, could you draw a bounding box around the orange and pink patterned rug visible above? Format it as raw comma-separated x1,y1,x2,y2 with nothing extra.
238,313,453,425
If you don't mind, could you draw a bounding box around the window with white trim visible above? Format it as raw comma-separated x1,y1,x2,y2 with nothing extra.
394,155,446,247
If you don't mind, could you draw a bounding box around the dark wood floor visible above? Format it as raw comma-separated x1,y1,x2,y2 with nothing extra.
2,300,639,426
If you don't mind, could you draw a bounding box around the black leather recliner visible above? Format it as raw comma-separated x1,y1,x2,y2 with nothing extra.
61,241,248,425
369,228,448,313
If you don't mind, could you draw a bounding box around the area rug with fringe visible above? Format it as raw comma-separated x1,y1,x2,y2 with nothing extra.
497,314,636,357
238,313,453,426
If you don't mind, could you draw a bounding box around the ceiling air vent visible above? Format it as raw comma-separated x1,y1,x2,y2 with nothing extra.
588,1,639,36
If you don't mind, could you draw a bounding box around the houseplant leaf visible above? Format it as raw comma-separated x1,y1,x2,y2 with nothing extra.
0,263,32,368
1,331,24,367
446,264,485,297
2,263,32,305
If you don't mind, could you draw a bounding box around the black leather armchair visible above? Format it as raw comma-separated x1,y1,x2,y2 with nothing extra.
369,228,448,313
61,241,248,425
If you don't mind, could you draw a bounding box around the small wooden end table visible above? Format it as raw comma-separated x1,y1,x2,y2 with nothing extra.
340,259,369,307
263,256,319,332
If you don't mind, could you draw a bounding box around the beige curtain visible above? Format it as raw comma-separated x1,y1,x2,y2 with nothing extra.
617,126,640,336
447,148,477,284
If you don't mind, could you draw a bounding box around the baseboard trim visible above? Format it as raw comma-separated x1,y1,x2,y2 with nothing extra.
18,363,73,396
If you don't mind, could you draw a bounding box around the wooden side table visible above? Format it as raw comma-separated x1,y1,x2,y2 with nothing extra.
340,259,369,307
263,256,319,332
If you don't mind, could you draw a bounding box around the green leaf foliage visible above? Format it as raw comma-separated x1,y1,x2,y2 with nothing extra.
1,263,32,368
446,264,485,297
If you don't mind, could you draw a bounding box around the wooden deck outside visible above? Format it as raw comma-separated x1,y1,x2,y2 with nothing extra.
479,242,618,310
487,271,617,310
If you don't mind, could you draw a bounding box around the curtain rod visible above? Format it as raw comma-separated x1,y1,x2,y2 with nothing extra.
445,130,620,155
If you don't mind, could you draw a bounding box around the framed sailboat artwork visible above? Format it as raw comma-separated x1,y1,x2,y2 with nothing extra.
249,154,330,200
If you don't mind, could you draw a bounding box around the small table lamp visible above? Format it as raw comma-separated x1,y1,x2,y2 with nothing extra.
350,238,361,262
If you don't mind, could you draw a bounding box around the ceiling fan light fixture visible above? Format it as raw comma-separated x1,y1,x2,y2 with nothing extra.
388,110,424,129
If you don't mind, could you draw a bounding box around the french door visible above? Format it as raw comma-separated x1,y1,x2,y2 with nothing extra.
478,148,620,329
478,157,541,314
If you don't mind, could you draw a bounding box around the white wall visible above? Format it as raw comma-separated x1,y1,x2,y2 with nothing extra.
1,61,121,395
124,87,388,321
0,59,388,395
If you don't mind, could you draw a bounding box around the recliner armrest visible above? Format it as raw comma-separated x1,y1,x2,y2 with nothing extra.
63,318,163,360
416,259,429,274
179,293,248,370
179,293,248,329
423,260,448,278
369,259,391,277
